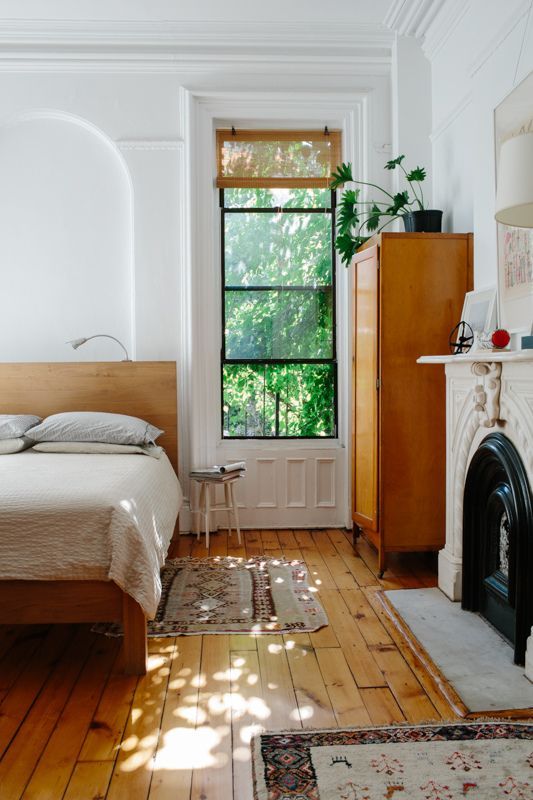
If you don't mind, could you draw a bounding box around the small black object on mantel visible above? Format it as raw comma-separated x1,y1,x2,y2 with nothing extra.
449,320,474,354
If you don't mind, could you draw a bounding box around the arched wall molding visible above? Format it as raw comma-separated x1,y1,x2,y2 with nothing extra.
0,108,136,358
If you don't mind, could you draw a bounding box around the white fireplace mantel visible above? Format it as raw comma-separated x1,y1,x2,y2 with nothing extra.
418,351,533,364
417,351,533,601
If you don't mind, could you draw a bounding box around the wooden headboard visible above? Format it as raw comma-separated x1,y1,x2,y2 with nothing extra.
0,361,178,473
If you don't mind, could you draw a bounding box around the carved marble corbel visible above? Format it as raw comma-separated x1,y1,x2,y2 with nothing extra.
471,362,502,428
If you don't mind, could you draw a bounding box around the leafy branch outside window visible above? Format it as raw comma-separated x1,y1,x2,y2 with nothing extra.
330,155,427,265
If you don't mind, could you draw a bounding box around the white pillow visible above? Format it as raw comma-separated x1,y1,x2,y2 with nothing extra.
0,414,41,440
26,411,163,446
0,437,33,454
32,441,162,458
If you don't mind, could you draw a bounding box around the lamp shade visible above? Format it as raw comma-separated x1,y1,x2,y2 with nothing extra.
495,132,533,227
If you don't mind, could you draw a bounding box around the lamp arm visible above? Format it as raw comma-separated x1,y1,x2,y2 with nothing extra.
84,334,130,361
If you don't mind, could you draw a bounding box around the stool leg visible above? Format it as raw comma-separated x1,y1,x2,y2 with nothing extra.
230,481,241,545
205,483,211,551
224,482,232,537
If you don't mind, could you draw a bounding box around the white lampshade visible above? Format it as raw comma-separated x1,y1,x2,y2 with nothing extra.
495,132,533,228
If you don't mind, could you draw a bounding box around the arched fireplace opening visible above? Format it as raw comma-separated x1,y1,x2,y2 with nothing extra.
462,432,533,665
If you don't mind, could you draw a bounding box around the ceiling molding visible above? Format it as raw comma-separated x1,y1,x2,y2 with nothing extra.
383,0,445,39
0,18,394,73
421,0,471,60
0,18,394,58
0,52,391,76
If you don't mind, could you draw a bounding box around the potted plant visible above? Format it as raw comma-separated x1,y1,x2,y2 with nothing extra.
330,156,443,265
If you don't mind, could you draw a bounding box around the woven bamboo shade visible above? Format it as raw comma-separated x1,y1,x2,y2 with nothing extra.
216,129,342,189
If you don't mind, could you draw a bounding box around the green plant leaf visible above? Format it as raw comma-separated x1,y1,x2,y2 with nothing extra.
330,162,353,189
336,188,360,235
337,208,359,235
384,155,405,170
407,166,426,182
387,190,410,215
365,204,382,232
335,232,359,265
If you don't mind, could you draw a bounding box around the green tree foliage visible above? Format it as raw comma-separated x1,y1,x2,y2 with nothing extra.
223,187,336,437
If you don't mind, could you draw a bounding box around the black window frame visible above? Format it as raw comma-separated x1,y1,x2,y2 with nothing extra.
220,187,338,440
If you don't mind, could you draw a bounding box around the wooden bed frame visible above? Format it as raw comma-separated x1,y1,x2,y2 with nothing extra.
0,361,178,675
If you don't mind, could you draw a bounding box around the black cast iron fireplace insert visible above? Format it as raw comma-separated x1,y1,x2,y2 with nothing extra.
462,432,533,664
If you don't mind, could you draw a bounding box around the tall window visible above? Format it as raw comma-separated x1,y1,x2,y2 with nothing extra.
217,129,341,439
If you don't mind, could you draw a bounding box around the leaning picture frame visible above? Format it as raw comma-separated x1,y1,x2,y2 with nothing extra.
494,71,533,336
461,287,497,337
497,223,533,334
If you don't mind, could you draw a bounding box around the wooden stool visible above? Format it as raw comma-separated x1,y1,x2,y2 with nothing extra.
190,474,242,550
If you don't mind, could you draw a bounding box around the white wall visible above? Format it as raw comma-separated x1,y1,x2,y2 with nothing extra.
0,111,133,361
391,35,432,203
0,8,397,529
427,0,533,289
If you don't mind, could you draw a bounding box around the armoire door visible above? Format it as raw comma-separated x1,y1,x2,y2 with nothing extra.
352,244,379,533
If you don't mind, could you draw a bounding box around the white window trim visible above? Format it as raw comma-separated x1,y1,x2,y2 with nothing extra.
177,88,371,528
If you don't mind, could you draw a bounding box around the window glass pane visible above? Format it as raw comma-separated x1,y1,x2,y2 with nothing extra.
224,212,332,286
225,288,333,359
223,363,335,437
224,187,331,209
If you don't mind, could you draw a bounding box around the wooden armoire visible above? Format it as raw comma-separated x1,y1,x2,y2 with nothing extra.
352,232,473,575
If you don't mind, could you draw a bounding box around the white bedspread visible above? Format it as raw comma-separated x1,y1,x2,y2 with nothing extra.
0,450,182,617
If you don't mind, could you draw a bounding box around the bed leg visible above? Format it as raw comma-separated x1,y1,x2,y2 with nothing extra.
122,594,147,675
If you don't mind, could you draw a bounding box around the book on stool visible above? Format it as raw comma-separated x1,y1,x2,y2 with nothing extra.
189,461,246,481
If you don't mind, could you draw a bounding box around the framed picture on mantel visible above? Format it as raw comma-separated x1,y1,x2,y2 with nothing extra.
495,70,533,336
461,287,497,335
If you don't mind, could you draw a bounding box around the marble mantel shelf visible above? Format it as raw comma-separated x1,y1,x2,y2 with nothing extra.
417,351,533,364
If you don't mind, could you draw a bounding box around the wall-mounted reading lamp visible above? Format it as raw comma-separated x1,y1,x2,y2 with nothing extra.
66,335,131,361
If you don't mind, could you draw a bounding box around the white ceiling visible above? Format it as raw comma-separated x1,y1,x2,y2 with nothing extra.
0,0,396,24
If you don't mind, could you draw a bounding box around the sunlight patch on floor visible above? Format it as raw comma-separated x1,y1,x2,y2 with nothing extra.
152,726,230,770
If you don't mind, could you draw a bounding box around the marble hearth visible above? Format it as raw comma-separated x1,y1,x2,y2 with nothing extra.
418,351,533,675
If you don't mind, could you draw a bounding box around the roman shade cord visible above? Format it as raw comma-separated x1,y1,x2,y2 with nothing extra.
231,126,237,136
324,126,329,135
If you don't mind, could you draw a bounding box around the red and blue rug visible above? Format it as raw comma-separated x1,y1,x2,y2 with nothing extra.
253,721,533,799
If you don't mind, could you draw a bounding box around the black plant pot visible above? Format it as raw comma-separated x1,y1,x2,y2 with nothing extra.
402,210,443,232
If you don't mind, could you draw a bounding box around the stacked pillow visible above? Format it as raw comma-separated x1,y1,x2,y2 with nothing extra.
0,414,41,454
25,411,164,457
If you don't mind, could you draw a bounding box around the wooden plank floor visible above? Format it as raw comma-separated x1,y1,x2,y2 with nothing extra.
0,530,451,800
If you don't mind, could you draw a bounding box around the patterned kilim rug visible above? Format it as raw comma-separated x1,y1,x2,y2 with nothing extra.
97,556,327,637
253,721,533,799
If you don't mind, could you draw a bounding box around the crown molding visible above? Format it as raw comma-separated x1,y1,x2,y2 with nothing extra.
383,0,445,39
0,53,392,75
0,18,394,57
0,19,394,73
421,0,471,60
